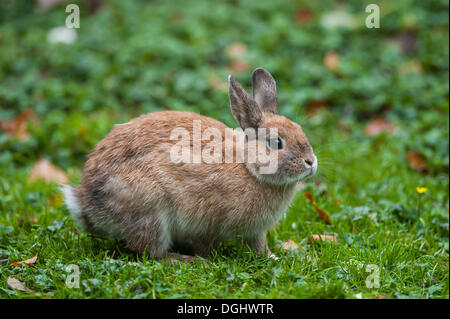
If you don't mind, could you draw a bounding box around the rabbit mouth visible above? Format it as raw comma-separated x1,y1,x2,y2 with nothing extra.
297,167,316,180
278,155,318,182
284,168,315,183
247,154,318,185
256,166,316,186
281,155,318,183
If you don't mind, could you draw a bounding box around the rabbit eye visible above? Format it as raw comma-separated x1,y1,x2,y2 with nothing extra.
267,137,285,150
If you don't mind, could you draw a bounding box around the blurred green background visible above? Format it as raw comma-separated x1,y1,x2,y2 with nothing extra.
0,0,448,172
0,0,448,299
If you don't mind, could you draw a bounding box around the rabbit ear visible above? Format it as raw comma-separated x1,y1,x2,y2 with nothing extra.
252,68,278,114
228,75,262,129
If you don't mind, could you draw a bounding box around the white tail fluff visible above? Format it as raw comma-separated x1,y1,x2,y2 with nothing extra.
61,185,85,230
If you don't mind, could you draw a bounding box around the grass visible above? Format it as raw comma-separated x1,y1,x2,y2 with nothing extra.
0,110,448,299
0,0,449,299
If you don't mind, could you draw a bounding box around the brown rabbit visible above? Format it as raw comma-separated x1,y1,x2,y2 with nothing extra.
62,68,317,262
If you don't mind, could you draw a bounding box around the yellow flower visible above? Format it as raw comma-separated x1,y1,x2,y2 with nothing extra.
416,187,427,194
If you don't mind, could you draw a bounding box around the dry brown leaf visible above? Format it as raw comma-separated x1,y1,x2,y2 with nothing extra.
305,100,328,116
0,109,39,141
226,42,249,74
304,192,332,225
7,277,34,293
406,151,428,172
364,117,396,136
293,8,315,24
275,239,301,251
229,60,250,73
310,234,338,244
324,51,339,72
11,253,38,267
225,42,247,59
87,0,103,14
29,158,69,185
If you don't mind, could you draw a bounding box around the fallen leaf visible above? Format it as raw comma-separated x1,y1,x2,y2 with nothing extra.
88,0,103,14
226,42,249,74
228,60,250,73
293,8,315,24
376,294,390,299
364,117,396,136
324,51,339,72
0,109,39,141
275,239,301,251
225,42,247,59
305,100,328,116
310,234,338,243
7,277,34,293
29,158,69,185
406,151,428,172
304,192,332,225
11,253,38,267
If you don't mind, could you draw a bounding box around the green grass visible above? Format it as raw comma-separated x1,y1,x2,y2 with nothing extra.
0,0,448,299
0,110,448,298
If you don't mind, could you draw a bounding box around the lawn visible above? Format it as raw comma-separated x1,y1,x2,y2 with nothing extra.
0,0,448,299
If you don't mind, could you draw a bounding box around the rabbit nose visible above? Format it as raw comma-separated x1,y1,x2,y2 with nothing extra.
304,159,313,167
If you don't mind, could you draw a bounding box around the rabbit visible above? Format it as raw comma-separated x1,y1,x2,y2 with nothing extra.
62,68,317,262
